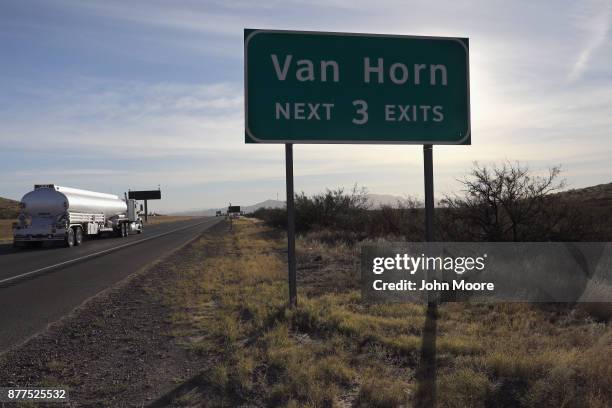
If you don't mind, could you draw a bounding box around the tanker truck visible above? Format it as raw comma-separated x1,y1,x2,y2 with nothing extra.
13,184,143,248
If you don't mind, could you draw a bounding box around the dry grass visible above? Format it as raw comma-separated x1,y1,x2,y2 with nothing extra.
0,196,19,219
153,218,611,407
143,215,199,225
152,219,415,406
0,219,16,243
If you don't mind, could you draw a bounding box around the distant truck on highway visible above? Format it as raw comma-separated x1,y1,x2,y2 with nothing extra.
228,205,241,219
13,184,143,248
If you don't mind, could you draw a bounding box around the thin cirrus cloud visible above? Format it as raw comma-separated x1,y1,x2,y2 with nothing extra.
567,0,611,82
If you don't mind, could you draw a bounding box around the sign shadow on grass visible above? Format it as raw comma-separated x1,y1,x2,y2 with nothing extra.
414,301,438,408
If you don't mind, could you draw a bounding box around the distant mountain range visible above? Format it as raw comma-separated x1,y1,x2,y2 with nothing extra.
170,194,408,217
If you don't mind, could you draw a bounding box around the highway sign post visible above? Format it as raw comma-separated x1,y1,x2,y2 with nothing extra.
245,29,470,307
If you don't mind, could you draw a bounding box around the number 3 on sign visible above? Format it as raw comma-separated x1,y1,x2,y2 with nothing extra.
352,100,368,125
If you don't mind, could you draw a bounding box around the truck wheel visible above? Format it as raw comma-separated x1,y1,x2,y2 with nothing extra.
74,227,83,246
121,223,127,237
65,228,75,248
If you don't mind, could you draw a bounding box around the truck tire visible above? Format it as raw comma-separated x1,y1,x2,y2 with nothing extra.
65,228,75,248
74,227,83,246
121,223,127,238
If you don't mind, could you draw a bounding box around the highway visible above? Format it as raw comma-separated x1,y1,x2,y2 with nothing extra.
0,217,222,353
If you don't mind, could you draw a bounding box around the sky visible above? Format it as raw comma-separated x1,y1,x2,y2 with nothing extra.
1,0,611,213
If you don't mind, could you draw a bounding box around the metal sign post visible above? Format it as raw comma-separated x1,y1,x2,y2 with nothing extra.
285,144,297,307
423,145,434,242
424,144,437,308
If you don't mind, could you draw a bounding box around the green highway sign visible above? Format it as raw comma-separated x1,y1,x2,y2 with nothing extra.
245,29,470,144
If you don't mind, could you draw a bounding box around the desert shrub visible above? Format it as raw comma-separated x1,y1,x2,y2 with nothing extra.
254,185,372,235
251,207,287,229
294,185,370,233
439,161,599,241
369,196,424,240
254,163,604,243
254,186,428,240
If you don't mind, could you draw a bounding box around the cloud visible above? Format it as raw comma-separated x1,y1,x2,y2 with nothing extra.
567,0,611,82
0,78,246,156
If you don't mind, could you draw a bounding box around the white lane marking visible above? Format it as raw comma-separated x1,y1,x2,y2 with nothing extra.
0,219,219,285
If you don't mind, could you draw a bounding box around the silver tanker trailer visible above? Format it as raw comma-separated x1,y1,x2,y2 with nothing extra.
13,184,143,248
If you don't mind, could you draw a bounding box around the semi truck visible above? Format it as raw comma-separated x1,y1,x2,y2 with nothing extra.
13,184,143,248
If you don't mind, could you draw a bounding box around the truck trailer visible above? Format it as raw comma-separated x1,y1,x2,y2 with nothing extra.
13,184,143,248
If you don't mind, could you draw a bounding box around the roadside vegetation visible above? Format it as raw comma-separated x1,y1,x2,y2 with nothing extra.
0,196,19,219
0,197,19,242
154,218,415,406
0,219,15,243
253,162,608,242
156,217,611,407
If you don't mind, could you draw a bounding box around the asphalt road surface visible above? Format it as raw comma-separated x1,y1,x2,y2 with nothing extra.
0,217,222,353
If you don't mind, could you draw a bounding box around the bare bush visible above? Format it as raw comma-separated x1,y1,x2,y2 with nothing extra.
439,162,594,241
